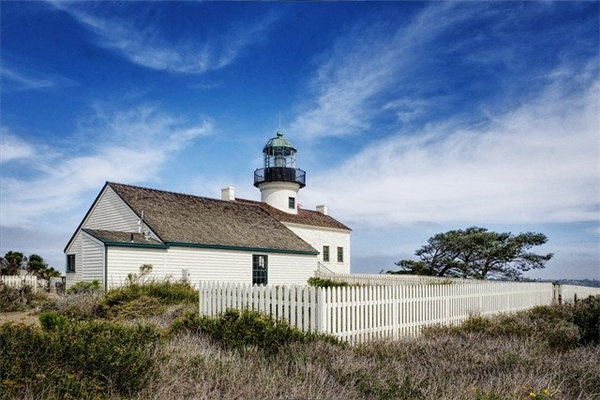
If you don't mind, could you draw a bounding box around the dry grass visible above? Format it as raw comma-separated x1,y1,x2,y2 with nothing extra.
132,331,600,400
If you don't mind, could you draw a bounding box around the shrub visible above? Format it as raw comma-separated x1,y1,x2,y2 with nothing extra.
98,280,198,320
66,280,103,295
571,295,600,345
307,277,349,288
0,284,46,312
170,309,337,354
40,291,103,321
0,318,162,399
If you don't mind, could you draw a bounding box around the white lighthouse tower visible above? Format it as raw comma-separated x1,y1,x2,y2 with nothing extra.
253,129,306,214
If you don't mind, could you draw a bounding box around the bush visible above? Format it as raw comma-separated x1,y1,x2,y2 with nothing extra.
0,284,46,312
170,309,337,354
0,317,162,399
307,277,349,288
98,280,198,320
66,280,103,295
571,295,600,345
40,291,103,321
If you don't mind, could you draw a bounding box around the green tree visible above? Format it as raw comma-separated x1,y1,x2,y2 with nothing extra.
27,254,61,281
391,227,554,280
0,251,26,275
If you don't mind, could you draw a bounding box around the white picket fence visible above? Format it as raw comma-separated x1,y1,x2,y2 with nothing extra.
199,281,554,343
560,285,600,303
317,272,475,286
0,275,44,292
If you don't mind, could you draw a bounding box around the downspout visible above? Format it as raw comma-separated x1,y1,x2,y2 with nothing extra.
104,246,108,291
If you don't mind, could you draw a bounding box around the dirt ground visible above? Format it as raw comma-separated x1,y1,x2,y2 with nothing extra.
0,311,41,326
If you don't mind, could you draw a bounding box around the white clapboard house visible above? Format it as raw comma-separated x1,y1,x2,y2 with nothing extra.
64,131,351,289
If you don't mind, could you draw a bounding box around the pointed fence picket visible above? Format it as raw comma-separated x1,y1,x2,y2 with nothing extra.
199,281,558,344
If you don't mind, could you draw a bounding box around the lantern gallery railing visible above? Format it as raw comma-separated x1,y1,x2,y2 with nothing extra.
254,167,306,187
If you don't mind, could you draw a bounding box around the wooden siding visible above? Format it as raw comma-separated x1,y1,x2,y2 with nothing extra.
166,247,251,284
83,186,158,240
106,247,167,288
267,253,317,285
105,246,318,287
284,223,351,274
65,232,83,288
82,232,104,282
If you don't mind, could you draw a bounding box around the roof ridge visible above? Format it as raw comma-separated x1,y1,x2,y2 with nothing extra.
107,181,232,205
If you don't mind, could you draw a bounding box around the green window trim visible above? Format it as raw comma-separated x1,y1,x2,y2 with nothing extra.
252,254,268,286
337,246,344,263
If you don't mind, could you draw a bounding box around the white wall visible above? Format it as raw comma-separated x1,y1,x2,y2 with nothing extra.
65,232,84,288
106,245,318,287
82,232,104,282
285,223,351,274
82,186,158,240
259,182,299,214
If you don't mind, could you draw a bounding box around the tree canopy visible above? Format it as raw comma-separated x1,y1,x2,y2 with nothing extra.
390,227,554,280
0,251,26,275
1,251,60,280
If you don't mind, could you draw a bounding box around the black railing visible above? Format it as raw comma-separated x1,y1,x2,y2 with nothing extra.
254,167,306,188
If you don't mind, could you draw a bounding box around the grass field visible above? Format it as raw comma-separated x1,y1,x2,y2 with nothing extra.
1,281,598,400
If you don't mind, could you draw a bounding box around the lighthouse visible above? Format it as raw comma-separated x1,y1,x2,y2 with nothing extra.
253,129,306,214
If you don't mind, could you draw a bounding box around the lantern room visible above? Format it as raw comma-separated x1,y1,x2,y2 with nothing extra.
254,130,306,188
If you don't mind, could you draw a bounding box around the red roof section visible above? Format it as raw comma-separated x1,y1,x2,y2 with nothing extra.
237,198,351,231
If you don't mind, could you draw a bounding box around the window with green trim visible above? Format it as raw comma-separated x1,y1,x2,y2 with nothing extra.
337,247,344,263
66,254,76,273
323,246,330,262
288,197,296,209
252,255,268,285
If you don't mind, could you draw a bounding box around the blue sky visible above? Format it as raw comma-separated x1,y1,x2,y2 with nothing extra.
1,1,598,280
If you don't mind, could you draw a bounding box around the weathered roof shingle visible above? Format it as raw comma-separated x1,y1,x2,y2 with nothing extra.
107,182,318,254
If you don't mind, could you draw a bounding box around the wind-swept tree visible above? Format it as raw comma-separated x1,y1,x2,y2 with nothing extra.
0,251,26,275
391,227,554,280
27,254,61,281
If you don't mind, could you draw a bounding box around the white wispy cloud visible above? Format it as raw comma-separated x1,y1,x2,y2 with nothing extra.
48,1,278,74
304,64,599,226
0,129,36,163
290,2,477,139
0,65,77,91
0,104,213,228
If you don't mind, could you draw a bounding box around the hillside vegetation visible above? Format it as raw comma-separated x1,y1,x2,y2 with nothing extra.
0,281,599,400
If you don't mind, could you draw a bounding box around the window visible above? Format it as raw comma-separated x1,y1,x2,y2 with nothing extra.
66,254,76,273
337,247,344,263
288,197,296,209
252,255,268,285
323,246,330,262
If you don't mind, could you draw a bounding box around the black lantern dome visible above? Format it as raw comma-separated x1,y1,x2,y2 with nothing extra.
254,130,306,188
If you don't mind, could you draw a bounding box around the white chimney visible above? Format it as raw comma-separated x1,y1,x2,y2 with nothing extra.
316,204,328,215
221,186,235,201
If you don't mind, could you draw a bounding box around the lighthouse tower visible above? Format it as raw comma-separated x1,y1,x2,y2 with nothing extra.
253,130,306,214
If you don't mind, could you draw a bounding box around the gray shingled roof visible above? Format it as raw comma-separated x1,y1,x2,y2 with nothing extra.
107,182,318,254
237,199,351,231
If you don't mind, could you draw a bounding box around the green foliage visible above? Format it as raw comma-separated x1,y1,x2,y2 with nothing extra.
170,309,337,354
0,318,161,399
423,301,596,350
391,227,554,280
307,277,349,288
66,280,103,295
571,295,600,345
0,251,25,275
0,284,46,312
26,254,61,281
98,280,198,320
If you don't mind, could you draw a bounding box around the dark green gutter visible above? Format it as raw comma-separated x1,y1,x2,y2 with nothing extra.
104,241,169,249
104,246,108,291
102,240,317,255
166,241,318,255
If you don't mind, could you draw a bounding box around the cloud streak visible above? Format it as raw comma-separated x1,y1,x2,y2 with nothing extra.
0,104,213,228
305,64,599,226
0,65,77,91
49,1,279,74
